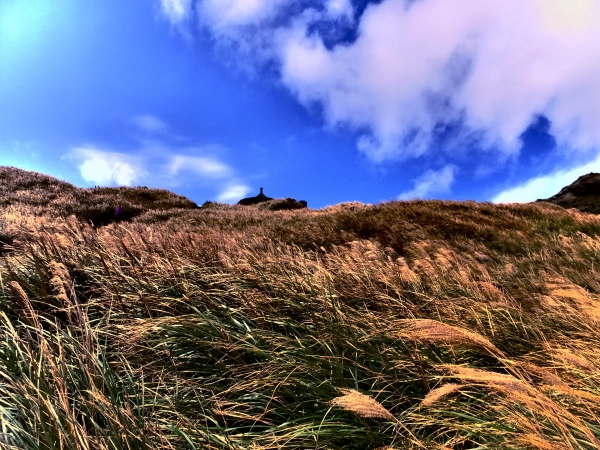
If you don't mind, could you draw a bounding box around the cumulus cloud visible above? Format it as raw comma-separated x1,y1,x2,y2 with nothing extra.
159,0,600,162
398,165,457,200
493,155,600,203
71,147,145,186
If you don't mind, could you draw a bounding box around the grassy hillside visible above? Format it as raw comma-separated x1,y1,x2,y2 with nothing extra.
0,170,599,448
0,166,198,226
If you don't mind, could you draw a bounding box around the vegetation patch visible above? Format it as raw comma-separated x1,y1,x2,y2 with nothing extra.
0,167,599,448
260,197,308,211
0,166,198,226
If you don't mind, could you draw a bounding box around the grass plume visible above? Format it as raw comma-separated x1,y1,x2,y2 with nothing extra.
329,389,395,421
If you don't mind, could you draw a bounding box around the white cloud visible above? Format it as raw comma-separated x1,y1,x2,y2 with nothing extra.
280,0,600,160
398,165,457,200
72,147,145,186
168,154,232,178
165,154,250,203
199,0,290,32
68,141,250,203
159,0,600,163
217,184,251,202
132,115,167,133
493,155,600,203
325,0,353,20
159,0,194,25
535,0,597,33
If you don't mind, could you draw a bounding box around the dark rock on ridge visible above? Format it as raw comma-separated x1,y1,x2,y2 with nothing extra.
238,187,272,205
238,188,308,210
538,172,600,214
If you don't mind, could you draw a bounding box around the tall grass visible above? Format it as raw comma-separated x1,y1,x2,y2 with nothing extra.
0,195,600,448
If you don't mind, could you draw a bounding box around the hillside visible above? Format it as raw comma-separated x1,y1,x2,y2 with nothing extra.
0,167,599,449
0,166,198,225
540,172,600,214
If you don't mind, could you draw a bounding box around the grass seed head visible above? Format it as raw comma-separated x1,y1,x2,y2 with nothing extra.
515,433,571,450
329,389,395,421
421,383,463,407
398,319,503,357
9,281,41,330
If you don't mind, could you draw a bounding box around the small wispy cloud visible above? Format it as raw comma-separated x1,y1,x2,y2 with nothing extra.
132,115,167,133
195,0,290,33
159,0,193,25
325,0,353,19
493,155,600,203
165,154,249,203
168,154,232,178
67,132,250,203
398,165,457,200
217,184,251,202
71,147,146,186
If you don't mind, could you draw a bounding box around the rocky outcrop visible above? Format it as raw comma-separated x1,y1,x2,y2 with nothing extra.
238,188,272,205
238,188,308,210
538,172,600,214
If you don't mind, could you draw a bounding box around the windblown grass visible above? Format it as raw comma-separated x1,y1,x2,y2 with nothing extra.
0,189,600,448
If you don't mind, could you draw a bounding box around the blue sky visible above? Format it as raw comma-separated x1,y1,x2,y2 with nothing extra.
1,0,600,208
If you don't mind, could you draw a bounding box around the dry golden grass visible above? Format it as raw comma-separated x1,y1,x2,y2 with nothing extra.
443,364,600,448
443,365,532,396
0,166,197,227
548,347,597,372
329,389,395,421
1,177,600,448
420,383,463,407
516,433,572,450
9,280,41,330
397,319,505,358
